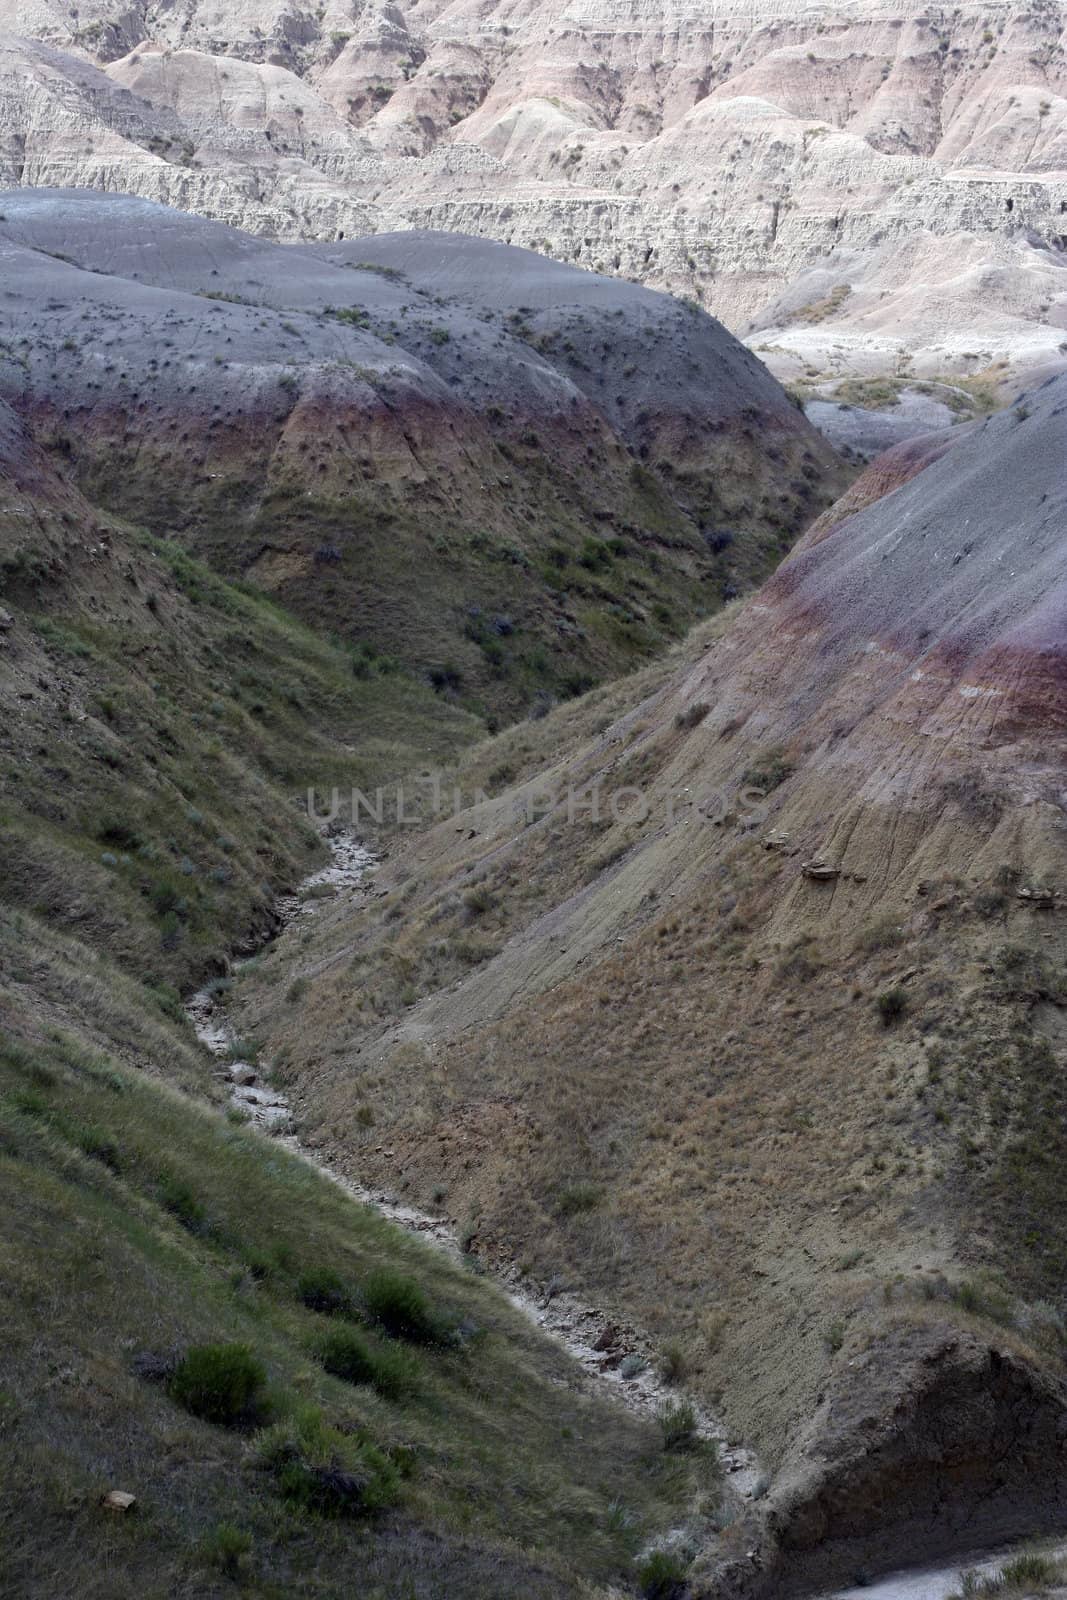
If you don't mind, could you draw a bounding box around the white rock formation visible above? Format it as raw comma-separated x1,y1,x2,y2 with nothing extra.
0,0,1064,379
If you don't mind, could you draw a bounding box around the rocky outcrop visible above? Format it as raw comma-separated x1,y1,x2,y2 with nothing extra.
758,1323,1067,1592
0,187,842,713
1,0,1066,379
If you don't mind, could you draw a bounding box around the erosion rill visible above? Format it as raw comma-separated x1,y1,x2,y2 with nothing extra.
187,830,763,1490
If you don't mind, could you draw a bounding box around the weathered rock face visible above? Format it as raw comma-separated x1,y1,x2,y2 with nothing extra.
1,0,1065,380
0,188,842,714
747,1322,1067,1595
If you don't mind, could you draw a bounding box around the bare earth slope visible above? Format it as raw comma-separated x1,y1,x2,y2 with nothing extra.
0,187,842,718
0,0,1066,378
233,375,1067,1591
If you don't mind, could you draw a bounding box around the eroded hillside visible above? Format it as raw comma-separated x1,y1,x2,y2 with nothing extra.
0,331,722,1600
0,188,843,720
230,374,1067,1591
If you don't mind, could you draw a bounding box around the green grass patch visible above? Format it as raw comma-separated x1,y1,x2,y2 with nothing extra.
0,1023,702,1597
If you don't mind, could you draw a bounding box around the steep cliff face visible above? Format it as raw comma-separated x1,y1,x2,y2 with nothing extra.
0,188,841,715
230,374,1067,1585
1,0,1066,379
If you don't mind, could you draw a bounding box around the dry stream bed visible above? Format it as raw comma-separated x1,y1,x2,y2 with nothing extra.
187,832,1063,1600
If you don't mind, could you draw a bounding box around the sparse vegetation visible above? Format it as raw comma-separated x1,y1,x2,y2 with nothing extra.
168,1343,266,1425
949,1552,1062,1599
659,1400,697,1450
877,987,908,1026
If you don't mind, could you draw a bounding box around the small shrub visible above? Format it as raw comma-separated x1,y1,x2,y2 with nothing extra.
169,1343,265,1425
556,1182,602,1217
226,1038,259,1065
606,1497,636,1534
638,1548,689,1599
856,918,904,954
297,1266,352,1317
462,885,495,916
877,987,908,1026
285,977,308,1004
158,1173,208,1234
363,1269,451,1345
674,702,710,732
742,747,794,795
256,1406,399,1517
776,946,821,982
150,877,185,918
659,1399,697,1450
315,1325,419,1400
659,1342,688,1384
198,1522,252,1580
79,1126,121,1172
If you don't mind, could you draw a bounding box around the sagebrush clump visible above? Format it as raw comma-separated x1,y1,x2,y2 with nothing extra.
168,1343,266,1425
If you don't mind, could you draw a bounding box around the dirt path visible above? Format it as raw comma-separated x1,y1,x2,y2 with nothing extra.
819,1542,1067,1600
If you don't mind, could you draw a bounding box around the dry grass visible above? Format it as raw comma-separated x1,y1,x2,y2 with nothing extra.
233,607,1067,1475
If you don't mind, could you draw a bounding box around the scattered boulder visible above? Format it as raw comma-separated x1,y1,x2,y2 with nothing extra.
101,1490,136,1513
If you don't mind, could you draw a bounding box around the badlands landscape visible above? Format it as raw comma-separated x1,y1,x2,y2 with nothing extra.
0,0,1066,396
0,2,1066,1599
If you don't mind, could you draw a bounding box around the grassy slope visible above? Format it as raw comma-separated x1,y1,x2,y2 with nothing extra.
0,476,479,994
0,991,714,1599
0,411,718,1598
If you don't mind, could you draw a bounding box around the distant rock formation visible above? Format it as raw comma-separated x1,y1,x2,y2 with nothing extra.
0,0,1064,380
